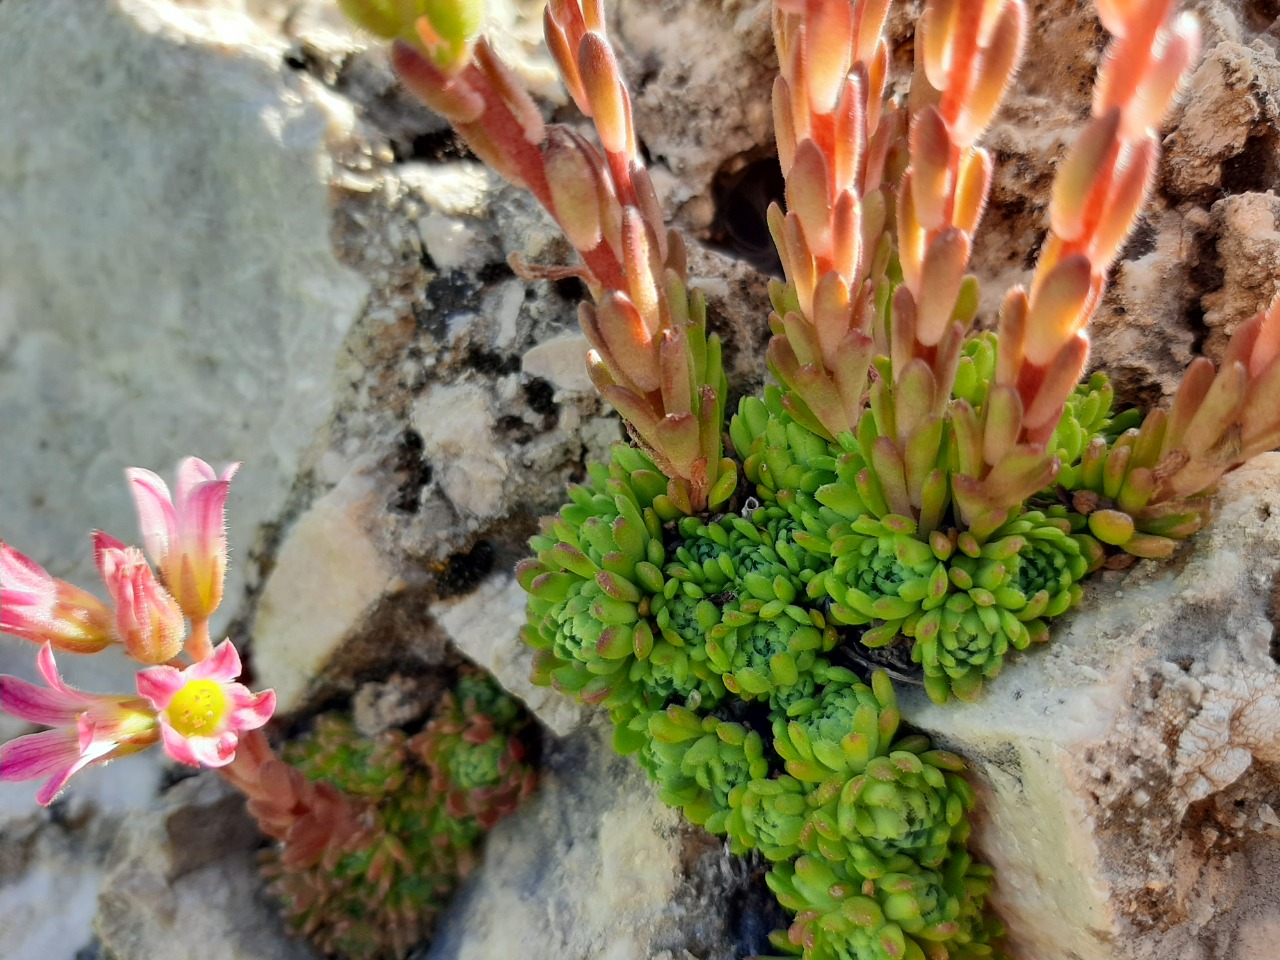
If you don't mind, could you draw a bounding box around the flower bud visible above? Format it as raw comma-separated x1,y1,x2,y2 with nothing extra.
0,543,116,654
94,533,185,664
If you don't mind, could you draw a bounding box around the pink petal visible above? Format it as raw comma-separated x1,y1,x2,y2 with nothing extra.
0,675,82,725
175,458,219,510
158,723,201,767
125,468,177,566
182,479,231,558
0,728,81,782
189,640,241,683
135,664,185,710
34,765,81,807
35,644,78,697
228,689,276,731
75,715,131,761
92,531,131,585
0,544,55,594
187,731,238,768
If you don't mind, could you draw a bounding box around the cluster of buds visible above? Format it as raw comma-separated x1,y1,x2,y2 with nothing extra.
1065,296,1280,557
340,0,735,514
955,0,1200,537
0,458,276,804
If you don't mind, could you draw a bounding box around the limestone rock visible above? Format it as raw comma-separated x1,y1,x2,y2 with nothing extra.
425,722,782,960
0,0,368,638
252,466,399,712
900,454,1280,960
95,775,317,960
435,573,586,737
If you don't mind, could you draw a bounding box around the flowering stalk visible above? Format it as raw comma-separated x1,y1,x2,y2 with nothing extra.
765,0,902,441
340,0,736,516
1,459,274,807
219,728,373,870
1010,0,1201,433
946,0,1201,542
1066,296,1280,557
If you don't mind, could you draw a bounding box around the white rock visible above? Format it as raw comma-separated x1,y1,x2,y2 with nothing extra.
436,573,585,736
0,0,368,641
95,774,317,960
411,382,509,520
0,837,102,960
901,454,1280,960
427,723,762,960
522,332,596,396
252,467,396,712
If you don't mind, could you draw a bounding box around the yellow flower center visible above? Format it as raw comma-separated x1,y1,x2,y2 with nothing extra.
166,680,228,738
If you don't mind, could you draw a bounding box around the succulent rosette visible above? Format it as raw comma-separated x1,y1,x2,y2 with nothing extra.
272,716,466,959
804,744,974,873
626,637,726,714
728,505,828,592
643,705,768,834
916,511,1101,703
285,714,409,797
730,388,863,551
519,444,669,708
731,388,843,503
725,773,809,861
773,670,901,785
706,610,832,705
821,514,952,647
413,682,537,830
1048,371,1140,491
767,852,976,960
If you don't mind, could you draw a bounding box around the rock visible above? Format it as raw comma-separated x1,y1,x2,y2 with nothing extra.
425,722,782,960
1201,193,1280,357
0,813,108,960
436,573,586,737
0,0,368,640
521,333,596,397
252,466,399,713
900,454,1280,960
95,775,317,960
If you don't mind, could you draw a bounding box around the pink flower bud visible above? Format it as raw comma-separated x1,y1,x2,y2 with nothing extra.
0,543,116,654
94,532,185,665
126,457,240,624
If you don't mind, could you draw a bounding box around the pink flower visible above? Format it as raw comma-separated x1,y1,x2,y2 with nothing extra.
126,458,240,623
136,640,275,768
0,645,159,805
0,543,116,654
93,532,185,665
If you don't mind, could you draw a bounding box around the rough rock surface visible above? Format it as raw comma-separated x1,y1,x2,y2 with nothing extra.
902,455,1280,960
95,775,317,960
427,722,782,960
2,0,1280,958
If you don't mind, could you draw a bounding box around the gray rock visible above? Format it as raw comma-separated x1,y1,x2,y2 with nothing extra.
901,454,1280,960
95,775,317,960
426,721,780,960
0,0,368,636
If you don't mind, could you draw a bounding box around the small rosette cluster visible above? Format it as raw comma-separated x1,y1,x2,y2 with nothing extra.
519,443,677,719
413,673,538,829
758,673,1002,960
519,470,1001,957
267,671,536,960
